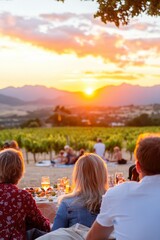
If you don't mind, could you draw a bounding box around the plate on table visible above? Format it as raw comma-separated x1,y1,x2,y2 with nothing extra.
47,196,58,203
35,196,48,202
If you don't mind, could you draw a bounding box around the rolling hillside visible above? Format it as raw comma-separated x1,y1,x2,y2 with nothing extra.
0,83,160,106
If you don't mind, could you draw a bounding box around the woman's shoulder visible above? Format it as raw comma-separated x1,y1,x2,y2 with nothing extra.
13,187,35,202
0,183,21,194
61,195,81,207
61,195,77,203
0,184,33,204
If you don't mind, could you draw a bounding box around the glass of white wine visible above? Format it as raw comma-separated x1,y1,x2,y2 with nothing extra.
41,176,50,191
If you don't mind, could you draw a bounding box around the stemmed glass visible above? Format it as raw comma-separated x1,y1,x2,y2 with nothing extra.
41,176,50,191
115,172,125,185
57,177,70,195
108,174,114,188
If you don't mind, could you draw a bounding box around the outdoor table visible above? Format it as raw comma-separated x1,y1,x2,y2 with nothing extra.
35,197,58,223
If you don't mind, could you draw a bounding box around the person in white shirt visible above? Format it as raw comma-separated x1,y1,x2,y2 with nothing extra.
94,138,105,158
86,133,160,240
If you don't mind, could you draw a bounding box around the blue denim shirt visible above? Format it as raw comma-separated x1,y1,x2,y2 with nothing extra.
52,196,97,231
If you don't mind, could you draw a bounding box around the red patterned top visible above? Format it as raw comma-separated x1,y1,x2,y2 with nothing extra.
0,183,50,239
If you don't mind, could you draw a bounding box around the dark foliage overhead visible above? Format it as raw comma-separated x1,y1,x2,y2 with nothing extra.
57,0,160,27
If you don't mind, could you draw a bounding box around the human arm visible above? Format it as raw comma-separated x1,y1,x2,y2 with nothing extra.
109,153,117,162
25,192,50,232
86,190,115,240
86,221,114,240
111,151,119,162
52,201,68,230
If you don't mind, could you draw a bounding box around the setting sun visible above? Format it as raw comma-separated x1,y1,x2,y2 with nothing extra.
85,87,94,95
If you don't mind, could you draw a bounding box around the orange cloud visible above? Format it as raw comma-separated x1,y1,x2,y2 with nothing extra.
83,70,144,81
0,12,126,62
0,12,159,69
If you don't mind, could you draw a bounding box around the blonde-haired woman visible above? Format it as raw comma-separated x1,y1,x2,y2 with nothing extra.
52,153,108,231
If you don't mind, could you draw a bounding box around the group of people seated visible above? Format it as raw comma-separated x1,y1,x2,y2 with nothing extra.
1,133,160,239
93,138,127,164
51,146,85,165
2,139,20,150
52,138,127,167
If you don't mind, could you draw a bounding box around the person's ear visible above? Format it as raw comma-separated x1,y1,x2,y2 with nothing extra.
136,161,142,174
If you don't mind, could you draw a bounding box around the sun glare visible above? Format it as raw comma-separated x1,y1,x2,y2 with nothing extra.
85,87,94,96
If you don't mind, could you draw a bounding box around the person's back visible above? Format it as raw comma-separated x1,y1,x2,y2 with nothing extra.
94,139,105,158
0,183,27,238
52,153,108,232
86,133,160,240
65,147,76,165
52,196,97,230
0,149,50,239
0,184,49,239
74,149,85,164
98,177,160,240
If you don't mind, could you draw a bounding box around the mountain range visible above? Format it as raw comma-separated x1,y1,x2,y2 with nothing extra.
0,84,160,107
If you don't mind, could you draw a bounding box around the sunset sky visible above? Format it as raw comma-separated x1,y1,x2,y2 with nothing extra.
0,0,160,93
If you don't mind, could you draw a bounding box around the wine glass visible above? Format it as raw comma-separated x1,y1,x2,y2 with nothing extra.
41,176,50,191
108,174,114,188
115,172,125,185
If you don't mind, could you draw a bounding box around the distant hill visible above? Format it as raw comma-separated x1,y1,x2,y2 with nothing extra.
89,83,160,106
97,84,160,106
0,94,25,106
0,85,67,101
1,83,160,107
